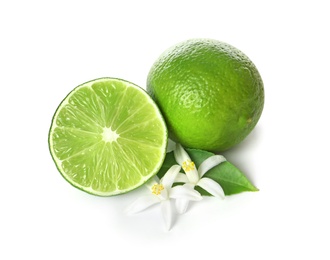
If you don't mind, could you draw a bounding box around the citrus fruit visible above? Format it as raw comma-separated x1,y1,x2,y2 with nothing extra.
48,78,167,196
147,38,264,152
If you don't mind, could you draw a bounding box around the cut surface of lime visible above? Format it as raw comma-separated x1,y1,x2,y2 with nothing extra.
49,78,167,196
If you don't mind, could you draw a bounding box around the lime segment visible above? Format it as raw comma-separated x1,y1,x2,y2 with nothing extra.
49,78,167,196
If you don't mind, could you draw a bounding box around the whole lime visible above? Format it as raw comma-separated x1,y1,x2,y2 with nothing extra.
147,38,264,152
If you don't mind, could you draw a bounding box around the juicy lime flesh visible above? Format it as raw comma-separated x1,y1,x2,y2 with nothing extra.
147,39,264,152
49,78,167,196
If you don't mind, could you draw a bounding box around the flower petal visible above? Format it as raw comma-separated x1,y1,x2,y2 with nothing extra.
159,186,169,200
174,143,191,165
161,200,173,230
175,172,189,183
161,165,181,190
166,139,176,153
169,185,202,201
175,198,190,215
144,176,159,189
174,183,195,214
198,155,227,178
174,144,199,184
125,195,160,214
197,177,225,199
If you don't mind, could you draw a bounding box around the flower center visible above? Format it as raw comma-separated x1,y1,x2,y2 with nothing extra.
182,160,195,172
151,184,164,195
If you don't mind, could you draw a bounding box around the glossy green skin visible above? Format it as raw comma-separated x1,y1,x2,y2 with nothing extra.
147,39,264,152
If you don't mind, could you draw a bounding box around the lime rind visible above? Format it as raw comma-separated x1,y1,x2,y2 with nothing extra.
48,77,168,196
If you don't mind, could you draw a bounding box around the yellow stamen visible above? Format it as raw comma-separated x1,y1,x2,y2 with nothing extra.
151,184,164,195
182,160,195,172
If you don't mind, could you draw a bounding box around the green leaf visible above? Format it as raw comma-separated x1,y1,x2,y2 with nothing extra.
157,148,258,196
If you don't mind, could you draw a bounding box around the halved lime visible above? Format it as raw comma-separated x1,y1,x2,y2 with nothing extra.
48,78,168,196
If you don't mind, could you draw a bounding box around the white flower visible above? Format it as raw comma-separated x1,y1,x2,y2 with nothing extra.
166,138,176,152
125,165,202,230
174,143,227,213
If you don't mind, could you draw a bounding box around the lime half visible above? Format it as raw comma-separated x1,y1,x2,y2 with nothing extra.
49,78,167,196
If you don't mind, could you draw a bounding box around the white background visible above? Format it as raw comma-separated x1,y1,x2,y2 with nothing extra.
1,0,329,259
